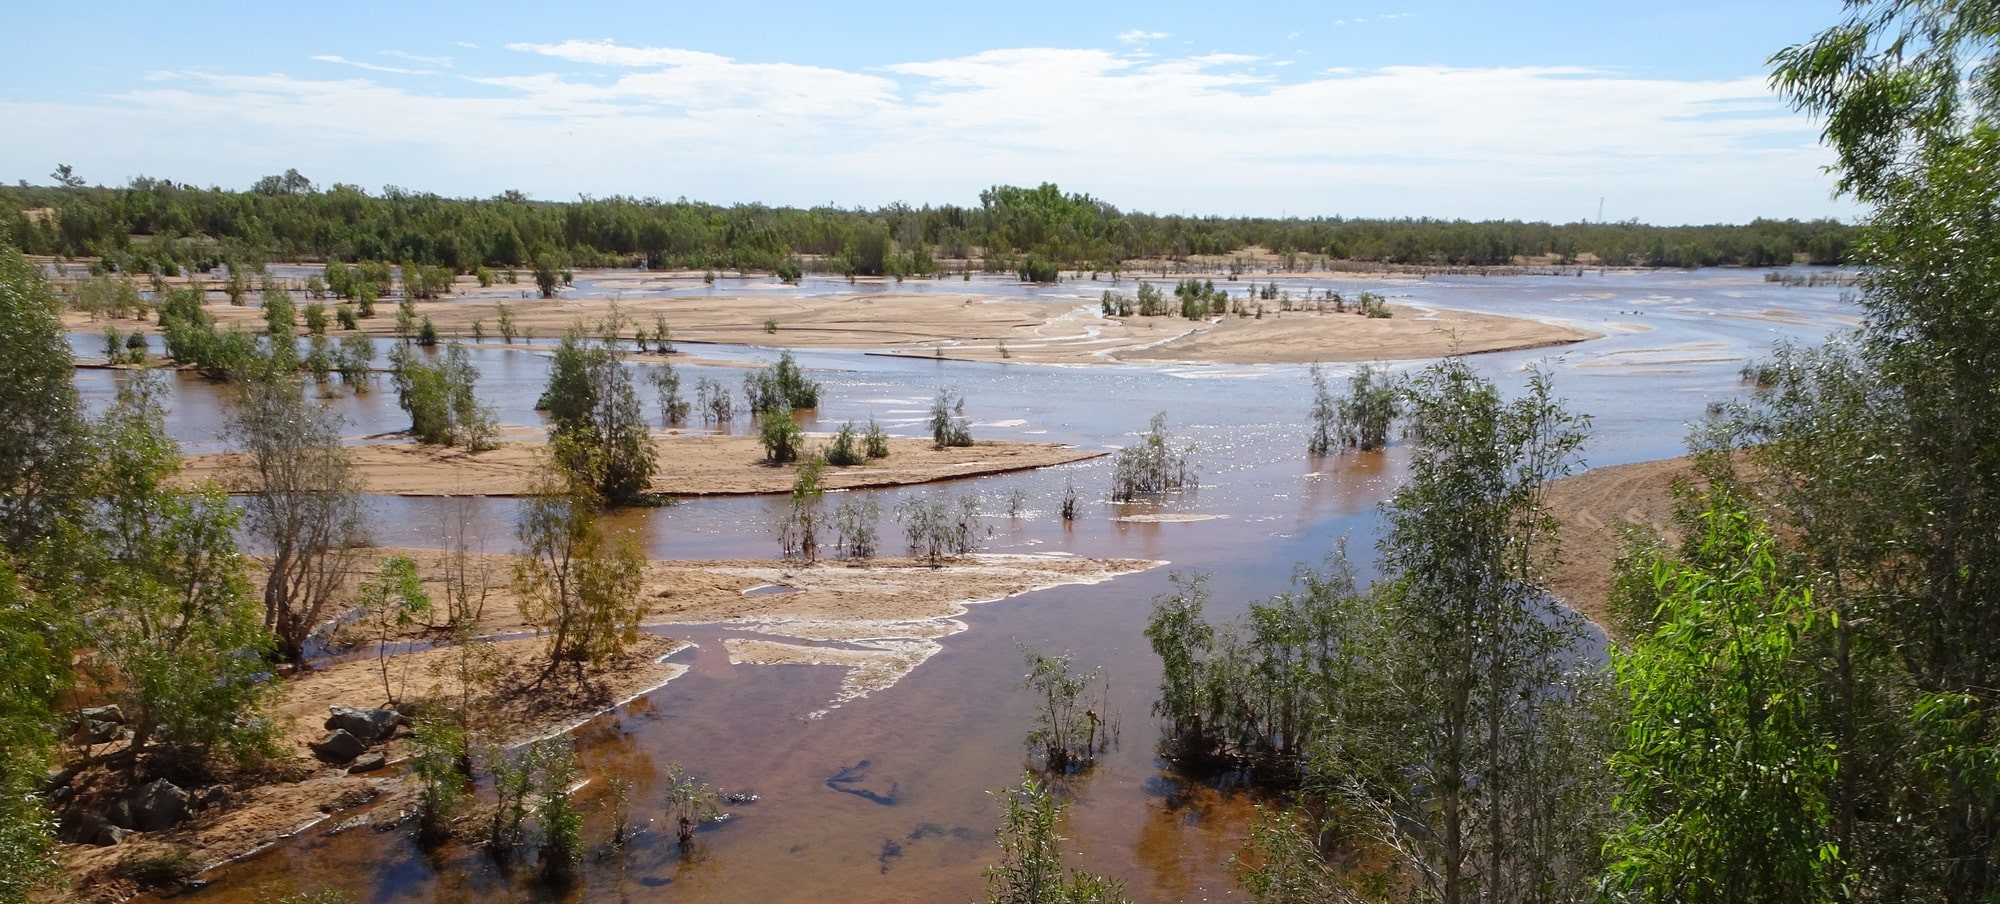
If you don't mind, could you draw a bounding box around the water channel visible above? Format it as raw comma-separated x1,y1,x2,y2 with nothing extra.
80,266,1858,902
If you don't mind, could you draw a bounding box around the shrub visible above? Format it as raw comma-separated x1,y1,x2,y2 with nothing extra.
825,421,863,466
833,492,880,559
1111,412,1196,501
930,388,973,448
759,405,805,464
896,492,983,562
743,350,820,412
865,418,891,459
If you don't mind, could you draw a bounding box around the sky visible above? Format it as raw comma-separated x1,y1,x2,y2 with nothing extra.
0,1,1862,224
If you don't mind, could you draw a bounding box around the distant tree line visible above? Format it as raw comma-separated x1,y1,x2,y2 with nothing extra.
0,173,1854,280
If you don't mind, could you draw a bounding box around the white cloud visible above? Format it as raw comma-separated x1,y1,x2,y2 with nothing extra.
309,55,432,75
1116,29,1170,44
382,50,455,68
2,40,1850,223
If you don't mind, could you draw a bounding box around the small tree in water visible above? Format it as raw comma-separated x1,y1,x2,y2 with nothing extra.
1020,646,1112,774
513,435,646,683
777,455,825,562
981,775,1131,904
1111,412,1195,501
930,387,973,448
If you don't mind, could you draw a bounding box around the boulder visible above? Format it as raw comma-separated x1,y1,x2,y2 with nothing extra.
127,779,191,832
72,719,121,744
80,704,124,724
310,729,366,764
347,751,387,773
95,824,132,847
324,706,402,744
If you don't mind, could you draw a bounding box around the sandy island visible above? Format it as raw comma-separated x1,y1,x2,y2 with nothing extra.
1542,455,1708,634
59,551,1159,898
65,266,1599,368
177,432,1102,497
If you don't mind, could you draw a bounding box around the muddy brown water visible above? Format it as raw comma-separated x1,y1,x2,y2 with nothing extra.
82,267,1856,902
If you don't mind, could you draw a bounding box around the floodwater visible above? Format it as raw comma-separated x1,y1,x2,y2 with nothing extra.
89,267,1857,903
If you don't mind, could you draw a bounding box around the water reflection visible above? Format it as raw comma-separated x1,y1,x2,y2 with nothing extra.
118,268,1857,902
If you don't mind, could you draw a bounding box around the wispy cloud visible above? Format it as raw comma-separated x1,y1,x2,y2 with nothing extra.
309,54,431,75
382,50,455,68
1116,29,1170,44
2,39,1844,223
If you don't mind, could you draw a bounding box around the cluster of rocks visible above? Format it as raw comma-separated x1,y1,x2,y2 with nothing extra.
307,705,404,773
70,704,129,745
56,775,228,848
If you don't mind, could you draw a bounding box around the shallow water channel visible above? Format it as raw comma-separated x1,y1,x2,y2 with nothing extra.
89,267,1857,902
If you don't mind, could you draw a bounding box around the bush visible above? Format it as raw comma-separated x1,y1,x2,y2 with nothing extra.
759,406,805,464
1112,412,1196,501
865,418,891,458
743,350,820,412
833,492,880,559
335,304,358,330
930,388,973,448
1017,255,1060,283
826,421,863,466
896,492,983,562
777,456,824,561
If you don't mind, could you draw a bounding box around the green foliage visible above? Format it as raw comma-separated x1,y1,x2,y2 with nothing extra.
86,374,276,761
649,360,690,426
336,334,373,391
1135,282,1165,317
226,376,362,663
1110,412,1195,501
0,562,63,903
357,555,431,705
825,421,863,466
533,252,563,298
929,387,973,448
695,376,734,425
528,738,582,884
864,418,891,459
832,492,880,560
536,330,657,503
0,176,1858,272
895,492,983,562
514,439,647,677
1020,647,1110,774
777,455,824,561
390,342,498,449
743,350,821,413
302,301,328,335
1099,290,1132,317
1016,254,1060,283
1606,480,1842,903
662,761,721,852
1309,362,1400,454
409,714,470,847
334,303,357,330
980,775,1130,904
758,405,805,464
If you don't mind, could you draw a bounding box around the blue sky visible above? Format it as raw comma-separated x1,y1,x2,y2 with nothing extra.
0,1,1861,224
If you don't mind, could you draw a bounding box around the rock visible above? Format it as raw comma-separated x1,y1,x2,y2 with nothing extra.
324,706,402,744
347,751,387,773
310,729,366,764
71,719,121,744
192,785,231,811
95,824,131,847
106,799,136,830
62,811,109,844
127,779,192,832
80,704,124,724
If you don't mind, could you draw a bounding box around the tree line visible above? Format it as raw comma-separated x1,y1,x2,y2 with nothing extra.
2,173,1853,281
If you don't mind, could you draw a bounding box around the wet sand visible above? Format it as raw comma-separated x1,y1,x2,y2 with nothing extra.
65,268,1599,367
178,433,1102,497
1543,455,1703,633
59,550,1157,900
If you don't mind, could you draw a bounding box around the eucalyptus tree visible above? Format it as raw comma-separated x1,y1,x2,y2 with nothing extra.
226,374,363,663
